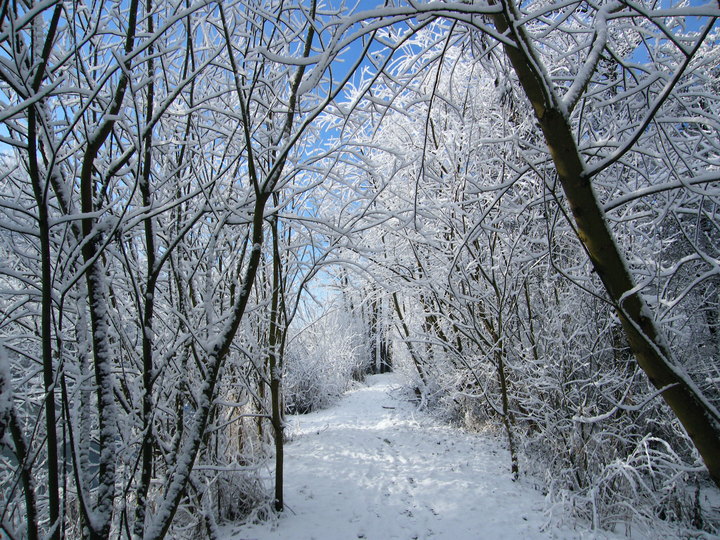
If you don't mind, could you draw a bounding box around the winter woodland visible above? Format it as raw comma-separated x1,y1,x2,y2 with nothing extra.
0,0,719,538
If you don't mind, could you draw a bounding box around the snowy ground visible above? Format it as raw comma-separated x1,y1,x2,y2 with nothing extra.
222,373,633,540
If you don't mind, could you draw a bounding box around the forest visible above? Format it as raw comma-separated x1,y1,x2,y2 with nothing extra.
0,0,719,538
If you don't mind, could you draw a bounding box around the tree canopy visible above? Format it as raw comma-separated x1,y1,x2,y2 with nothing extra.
1,0,719,537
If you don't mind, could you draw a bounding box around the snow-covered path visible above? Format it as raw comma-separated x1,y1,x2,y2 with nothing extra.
224,373,616,540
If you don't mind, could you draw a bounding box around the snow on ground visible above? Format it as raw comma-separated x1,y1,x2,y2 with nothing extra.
222,373,631,540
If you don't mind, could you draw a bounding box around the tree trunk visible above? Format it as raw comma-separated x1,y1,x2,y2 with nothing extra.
496,340,519,480
133,3,157,531
392,292,428,387
9,407,39,540
268,214,285,512
490,0,720,487
28,105,61,540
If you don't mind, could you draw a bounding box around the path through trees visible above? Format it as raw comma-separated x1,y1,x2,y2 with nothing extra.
226,374,634,540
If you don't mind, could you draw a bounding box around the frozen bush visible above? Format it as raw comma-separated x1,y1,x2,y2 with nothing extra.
284,310,365,415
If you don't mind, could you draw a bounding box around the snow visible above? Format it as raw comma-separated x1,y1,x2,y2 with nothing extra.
222,373,630,540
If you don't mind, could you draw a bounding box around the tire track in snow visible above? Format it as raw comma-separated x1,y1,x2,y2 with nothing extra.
224,373,625,540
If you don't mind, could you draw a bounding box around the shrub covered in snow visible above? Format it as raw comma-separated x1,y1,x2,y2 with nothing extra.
284,310,365,415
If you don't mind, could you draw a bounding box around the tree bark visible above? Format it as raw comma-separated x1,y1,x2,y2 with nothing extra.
25,7,64,537
133,1,157,533
28,103,61,540
268,214,285,512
